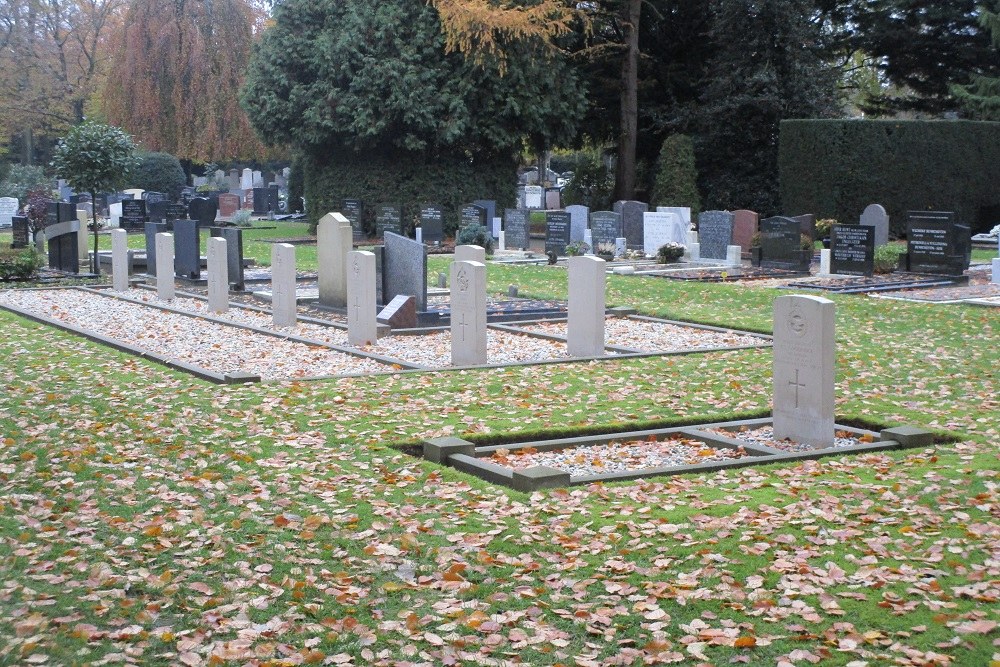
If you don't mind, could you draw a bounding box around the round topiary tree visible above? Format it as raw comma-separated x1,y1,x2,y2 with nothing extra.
132,151,186,200
651,134,700,215
241,0,585,234
51,121,139,274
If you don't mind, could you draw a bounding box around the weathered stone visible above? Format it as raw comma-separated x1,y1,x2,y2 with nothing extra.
567,256,606,357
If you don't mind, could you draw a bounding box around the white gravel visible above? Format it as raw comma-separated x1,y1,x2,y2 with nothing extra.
487,437,749,476
705,425,867,452
518,318,769,352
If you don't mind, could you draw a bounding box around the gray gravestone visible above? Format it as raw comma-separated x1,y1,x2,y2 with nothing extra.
830,224,875,277
455,245,486,264
613,200,648,250
271,243,297,328
144,222,168,275
450,260,487,366
545,211,571,256
420,204,444,245
565,205,589,244
698,211,735,260
567,256,606,357
772,294,835,448
111,229,129,291
860,204,889,248
207,236,229,313
545,188,561,210
172,219,200,280
503,209,530,251
790,213,816,240
317,212,353,307
383,231,428,311
760,217,803,268
347,250,378,346
209,227,245,290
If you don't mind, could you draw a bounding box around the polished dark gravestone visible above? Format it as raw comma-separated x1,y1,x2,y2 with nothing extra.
590,211,622,250
760,217,804,269
419,204,444,245
188,197,218,226
46,202,77,228
376,203,402,240
830,224,875,277
504,209,530,251
342,198,364,241
173,219,201,280
11,215,29,249
209,227,246,290
906,211,970,276
544,211,571,256
383,231,428,311
120,199,148,231
45,220,80,273
461,204,487,229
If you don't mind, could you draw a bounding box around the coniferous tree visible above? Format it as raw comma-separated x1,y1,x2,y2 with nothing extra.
952,1,1000,120
650,134,699,214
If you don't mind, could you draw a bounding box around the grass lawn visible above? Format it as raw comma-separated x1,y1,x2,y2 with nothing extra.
0,231,998,665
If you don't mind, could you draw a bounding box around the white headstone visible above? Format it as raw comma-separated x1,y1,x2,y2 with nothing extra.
772,294,835,448
111,229,129,292
109,202,123,228
686,242,700,261
992,258,1000,285
123,188,144,199
454,245,486,264
252,171,264,188
643,211,686,256
271,243,297,328
155,233,175,300
240,168,253,190
656,206,692,228
0,197,18,228
726,245,742,267
498,230,506,251
819,248,831,275
450,260,487,366
491,217,501,239
415,227,423,244
524,185,544,209
77,210,91,261
567,256,606,357
207,237,229,314
347,251,378,346
615,237,626,257
317,212,353,308
583,229,594,255
860,204,889,248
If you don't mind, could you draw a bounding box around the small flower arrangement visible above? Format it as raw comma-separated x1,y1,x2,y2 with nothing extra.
656,241,685,263
595,241,617,259
565,241,590,256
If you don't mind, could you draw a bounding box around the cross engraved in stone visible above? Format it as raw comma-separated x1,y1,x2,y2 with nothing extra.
789,369,806,409
457,313,468,342
353,296,362,322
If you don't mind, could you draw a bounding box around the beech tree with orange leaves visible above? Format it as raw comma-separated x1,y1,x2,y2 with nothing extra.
101,0,265,162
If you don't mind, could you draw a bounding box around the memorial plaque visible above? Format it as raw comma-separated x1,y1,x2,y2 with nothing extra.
760,217,802,268
419,204,444,245
503,209,529,251
375,203,402,239
545,211,571,256
342,199,364,241
461,204,487,229
120,199,148,231
698,211,735,260
589,211,621,249
830,224,874,276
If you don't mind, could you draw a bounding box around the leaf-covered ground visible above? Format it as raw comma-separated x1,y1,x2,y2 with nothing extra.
1,265,998,666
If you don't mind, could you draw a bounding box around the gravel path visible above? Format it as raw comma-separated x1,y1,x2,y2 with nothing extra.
488,437,749,476
517,318,768,352
704,425,867,452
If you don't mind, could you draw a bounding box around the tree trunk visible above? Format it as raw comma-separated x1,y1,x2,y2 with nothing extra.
613,0,641,202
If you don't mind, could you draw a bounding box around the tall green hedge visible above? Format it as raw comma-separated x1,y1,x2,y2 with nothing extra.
779,120,1000,236
303,149,516,236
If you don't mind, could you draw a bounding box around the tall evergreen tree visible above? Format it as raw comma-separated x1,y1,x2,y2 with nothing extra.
952,1,1000,120
694,0,839,213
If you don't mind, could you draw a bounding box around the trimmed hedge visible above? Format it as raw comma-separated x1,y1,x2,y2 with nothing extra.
779,120,1000,236
303,149,516,236
0,248,43,281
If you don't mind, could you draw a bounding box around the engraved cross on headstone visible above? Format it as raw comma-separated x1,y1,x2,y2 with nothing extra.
457,313,468,342
789,368,806,408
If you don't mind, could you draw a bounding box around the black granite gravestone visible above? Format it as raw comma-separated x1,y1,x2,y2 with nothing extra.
342,199,364,241
11,215,29,249
120,199,148,231
46,202,77,228
144,222,168,276
589,211,621,250
830,224,875,276
252,188,269,214
173,219,201,280
419,204,444,245
461,204,487,229
45,221,80,273
906,211,970,276
760,217,803,269
545,211,572,256
376,204,402,239
503,209,529,251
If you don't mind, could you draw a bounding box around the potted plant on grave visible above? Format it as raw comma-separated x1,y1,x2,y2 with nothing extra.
564,241,590,256
595,241,616,260
798,234,815,271
816,218,835,248
656,241,685,264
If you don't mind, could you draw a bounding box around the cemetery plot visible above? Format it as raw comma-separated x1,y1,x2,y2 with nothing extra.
648,266,801,282
421,419,921,490
784,274,959,294
508,316,770,354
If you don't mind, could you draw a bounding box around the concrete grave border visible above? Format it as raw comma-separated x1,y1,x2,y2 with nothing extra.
421,417,936,491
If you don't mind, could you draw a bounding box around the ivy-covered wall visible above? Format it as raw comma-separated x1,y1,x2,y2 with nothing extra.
779,120,1000,236
303,148,517,236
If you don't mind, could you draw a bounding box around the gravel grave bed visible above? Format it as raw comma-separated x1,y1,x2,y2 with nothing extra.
703,425,870,453
515,318,768,352
487,437,750,476
0,288,390,380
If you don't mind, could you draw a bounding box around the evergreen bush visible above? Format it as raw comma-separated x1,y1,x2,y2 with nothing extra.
0,165,50,201
651,135,700,215
0,248,43,281
455,223,494,255
132,152,186,199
